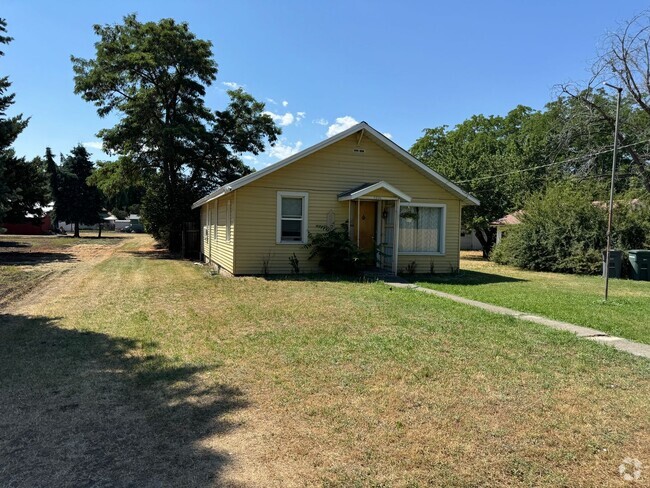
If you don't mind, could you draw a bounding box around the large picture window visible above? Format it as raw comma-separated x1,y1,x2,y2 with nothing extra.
277,191,308,244
398,204,445,254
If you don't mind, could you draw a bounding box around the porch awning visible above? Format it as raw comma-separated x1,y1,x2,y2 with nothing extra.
337,181,411,202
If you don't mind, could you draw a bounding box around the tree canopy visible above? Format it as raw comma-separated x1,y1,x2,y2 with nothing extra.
0,18,30,226
72,14,281,249
50,145,102,237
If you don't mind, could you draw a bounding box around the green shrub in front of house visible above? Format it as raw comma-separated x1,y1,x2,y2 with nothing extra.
306,223,368,274
491,184,607,274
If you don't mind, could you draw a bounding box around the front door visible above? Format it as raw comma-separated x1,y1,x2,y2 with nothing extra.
357,201,377,265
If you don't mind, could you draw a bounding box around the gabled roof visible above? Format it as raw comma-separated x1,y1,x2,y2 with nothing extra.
337,181,412,202
490,210,524,226
192,121,480,209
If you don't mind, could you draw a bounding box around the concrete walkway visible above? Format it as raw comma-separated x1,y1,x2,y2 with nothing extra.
387,280,650,360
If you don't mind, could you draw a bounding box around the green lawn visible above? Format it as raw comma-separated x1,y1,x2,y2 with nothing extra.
1,236,649,486
415,252,650,345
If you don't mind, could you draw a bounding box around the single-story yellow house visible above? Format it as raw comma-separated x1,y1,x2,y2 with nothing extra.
192,121,479,275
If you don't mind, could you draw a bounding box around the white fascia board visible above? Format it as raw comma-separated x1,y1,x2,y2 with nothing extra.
338,181,412,202
192,121,480,209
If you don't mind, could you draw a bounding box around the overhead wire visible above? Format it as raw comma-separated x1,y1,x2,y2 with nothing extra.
454,138,650,184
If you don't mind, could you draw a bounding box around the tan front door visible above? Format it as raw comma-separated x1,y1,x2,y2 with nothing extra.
358,201,377,254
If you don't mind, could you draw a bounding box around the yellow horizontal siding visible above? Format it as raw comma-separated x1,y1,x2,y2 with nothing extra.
232,133,463,275
364,188,399,198
203,193,235,273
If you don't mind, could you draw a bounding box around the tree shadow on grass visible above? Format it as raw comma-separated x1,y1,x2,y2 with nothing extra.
0,241,32,248
0,313,248,487
413,269,527,286
0,251,76,265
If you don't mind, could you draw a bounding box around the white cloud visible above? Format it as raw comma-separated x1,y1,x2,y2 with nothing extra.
269,139,303,160
296,111,306,122
282,100,289,107
82,141,103,150
313,118,329,126
382,132,393,139
222,81,241,89
241,154,257,163
266,98,277,105
326,116,359,138
263,110,295,127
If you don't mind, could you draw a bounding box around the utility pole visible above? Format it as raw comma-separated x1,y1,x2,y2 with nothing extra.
603,83,622,301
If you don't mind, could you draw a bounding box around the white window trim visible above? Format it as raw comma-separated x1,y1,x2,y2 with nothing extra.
213,200,218,240
276,191,309,244
398,203,446,256
226,200,232,242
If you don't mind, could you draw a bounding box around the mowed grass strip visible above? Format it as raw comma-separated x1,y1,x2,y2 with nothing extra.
416,252,650,345
0,231,125,250
2,237,649,487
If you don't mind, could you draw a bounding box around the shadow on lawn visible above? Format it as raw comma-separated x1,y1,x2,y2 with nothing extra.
0,313,248,487
0,251,76,266
0,240,32,248
125,243,174,260
414,269,527,286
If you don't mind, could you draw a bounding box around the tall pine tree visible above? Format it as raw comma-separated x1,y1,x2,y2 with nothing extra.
0,19,29,227
52,145,102,237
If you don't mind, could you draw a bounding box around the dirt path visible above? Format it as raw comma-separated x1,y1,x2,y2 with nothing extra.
2,234,145,313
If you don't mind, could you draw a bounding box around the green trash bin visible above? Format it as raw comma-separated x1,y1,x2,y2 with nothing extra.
628,250,650,281
602,250,623,278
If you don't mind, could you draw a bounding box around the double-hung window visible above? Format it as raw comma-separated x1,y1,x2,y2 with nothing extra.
226,200,232,241
277,191,308,244
398,204,445,254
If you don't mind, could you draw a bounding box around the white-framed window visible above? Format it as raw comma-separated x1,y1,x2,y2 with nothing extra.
276,191,308,244
398,203,445,255
213,200,218,240
226,200,232,241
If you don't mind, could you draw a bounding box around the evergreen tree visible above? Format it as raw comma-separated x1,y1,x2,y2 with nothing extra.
53,145,102,237
72,15,280,250
1,154,50,223
0,19,29,226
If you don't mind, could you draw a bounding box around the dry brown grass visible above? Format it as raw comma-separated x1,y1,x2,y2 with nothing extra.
1,235,649,487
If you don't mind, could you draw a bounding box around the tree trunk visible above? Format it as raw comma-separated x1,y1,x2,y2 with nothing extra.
474,227,496,258
74,222,80,238
97,223,102,238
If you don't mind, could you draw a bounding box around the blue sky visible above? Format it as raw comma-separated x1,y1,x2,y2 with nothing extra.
3,1,649,169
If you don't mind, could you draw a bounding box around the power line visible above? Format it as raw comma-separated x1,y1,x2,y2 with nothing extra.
454,139,650,184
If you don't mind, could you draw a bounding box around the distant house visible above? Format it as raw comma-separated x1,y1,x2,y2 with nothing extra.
491,211,524,244
192,121,479,275
1,204,53,235
115,214,141,232
460,229,483,251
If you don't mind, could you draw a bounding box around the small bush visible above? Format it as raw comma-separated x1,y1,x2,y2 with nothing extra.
289,253,300,274
405,261,417,275
305,223,367,274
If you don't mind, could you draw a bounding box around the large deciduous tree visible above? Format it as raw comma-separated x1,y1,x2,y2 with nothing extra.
71,14,281,250
559,10,650,192
51,145,102,237
411,106,557,256
0,19,29,227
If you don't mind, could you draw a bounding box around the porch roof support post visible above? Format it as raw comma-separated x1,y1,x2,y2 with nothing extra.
348,200,351,238
393,200,400,275
356,199,360,246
